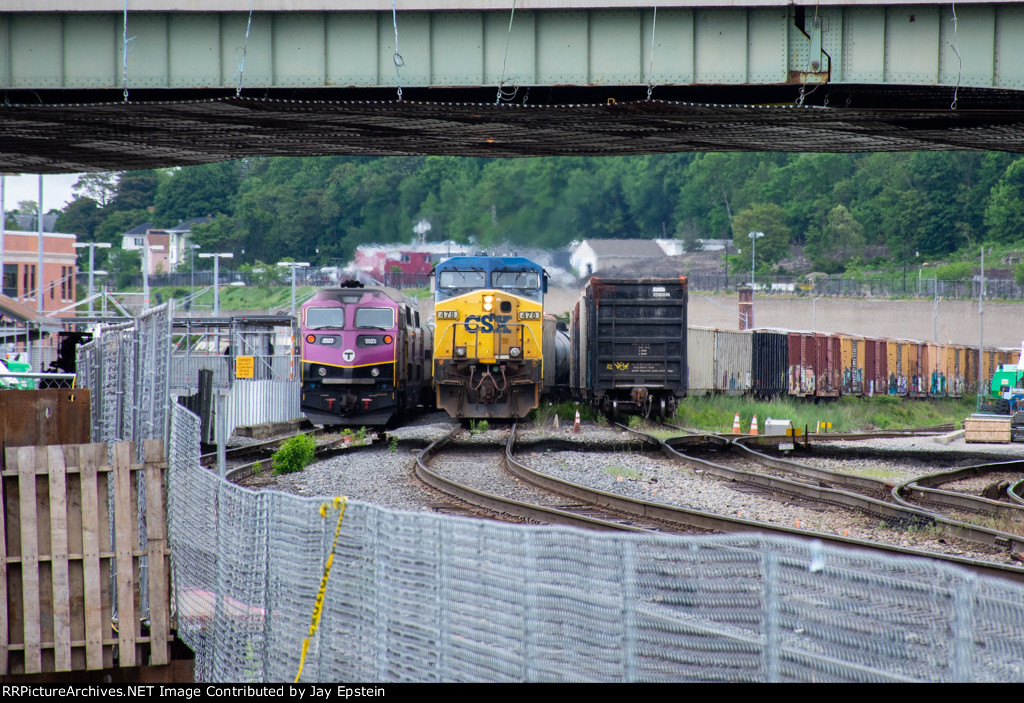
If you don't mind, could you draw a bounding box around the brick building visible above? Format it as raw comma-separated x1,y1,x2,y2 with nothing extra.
0,229,78,317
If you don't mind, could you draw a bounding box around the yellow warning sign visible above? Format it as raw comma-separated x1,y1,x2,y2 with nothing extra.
236,356,255,379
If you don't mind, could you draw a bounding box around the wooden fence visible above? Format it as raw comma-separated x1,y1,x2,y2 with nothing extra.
1,440,171,675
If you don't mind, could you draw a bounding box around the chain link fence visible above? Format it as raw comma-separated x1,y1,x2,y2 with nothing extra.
170,322,300,443
75,303,174,625
688,271,1024,300
76,302,174,452
167,404,1024,683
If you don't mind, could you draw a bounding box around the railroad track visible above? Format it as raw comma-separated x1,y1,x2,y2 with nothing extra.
413,422,1024,584
730,436,1024,530
414,426,710,533
643,427,1024,571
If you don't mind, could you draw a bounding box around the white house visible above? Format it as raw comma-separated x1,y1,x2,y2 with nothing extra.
569,238,668,277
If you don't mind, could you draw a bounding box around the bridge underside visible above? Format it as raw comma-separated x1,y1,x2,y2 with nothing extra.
2,85,1024,173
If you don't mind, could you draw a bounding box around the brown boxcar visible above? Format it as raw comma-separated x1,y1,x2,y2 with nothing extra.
862,338,887,397
787,332,816,397
814,333,842,397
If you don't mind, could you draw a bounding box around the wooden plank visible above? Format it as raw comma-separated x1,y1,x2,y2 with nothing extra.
97,446,113,671
113,442,136,667
47,446,72,672
17,446,41,673
62,445,86,671
143,440,169,666
130,452,141,666
1,449,9,674
78,444,106,670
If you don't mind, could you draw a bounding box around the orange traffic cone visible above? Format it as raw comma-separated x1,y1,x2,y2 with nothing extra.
731,413,741,434
573,409,581,433
749,414,759,435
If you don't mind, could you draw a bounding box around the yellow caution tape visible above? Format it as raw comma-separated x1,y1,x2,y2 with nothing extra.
295,496,348,683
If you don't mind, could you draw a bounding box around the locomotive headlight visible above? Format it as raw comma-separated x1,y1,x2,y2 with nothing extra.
455,346,467,357
371,367,380,377
510,347,522,358
306,334,316,344
483,295,494,312
317,366,327,377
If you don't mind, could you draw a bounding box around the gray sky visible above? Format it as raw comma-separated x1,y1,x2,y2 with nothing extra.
1,173,82,213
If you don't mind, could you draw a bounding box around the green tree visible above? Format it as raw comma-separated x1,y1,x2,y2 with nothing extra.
55,197,103,238
731,203,791,271
188,215,241,262
110,169,167,212
804,203,866,273
984,158,1024,244
153,161,241,226
72,172,119,207
107,248,141,290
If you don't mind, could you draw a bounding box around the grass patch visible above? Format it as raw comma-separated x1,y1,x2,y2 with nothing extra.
602,465,641,480
527,402,600,425
673,394,975,433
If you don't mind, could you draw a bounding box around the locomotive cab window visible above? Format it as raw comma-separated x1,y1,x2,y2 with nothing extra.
492,270,540,289
355,307,395,330
305,307,345,329
438,270,486,289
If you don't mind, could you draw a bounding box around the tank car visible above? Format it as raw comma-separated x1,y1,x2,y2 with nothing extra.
571,276,688,420
432,256,547,419
300,282,431,427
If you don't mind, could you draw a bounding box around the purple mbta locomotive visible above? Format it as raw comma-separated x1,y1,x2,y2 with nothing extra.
300,283,432,426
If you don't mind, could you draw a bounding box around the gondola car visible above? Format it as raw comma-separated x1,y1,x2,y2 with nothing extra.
432,255,548,419
300,282,431,426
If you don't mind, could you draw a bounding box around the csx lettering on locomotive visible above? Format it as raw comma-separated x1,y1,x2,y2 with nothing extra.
463,314,512,333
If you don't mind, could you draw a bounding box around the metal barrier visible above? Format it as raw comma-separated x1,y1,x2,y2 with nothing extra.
168,403,1024,683
76,303,173,452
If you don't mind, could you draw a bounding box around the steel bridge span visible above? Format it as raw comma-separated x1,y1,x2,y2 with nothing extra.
2,1,1024,171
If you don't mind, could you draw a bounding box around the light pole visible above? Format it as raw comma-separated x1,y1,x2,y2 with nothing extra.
142,243,165,311
73,242,112,315
748,231,764,289
189,244,201,304
199,252,233,317
277,261,310,317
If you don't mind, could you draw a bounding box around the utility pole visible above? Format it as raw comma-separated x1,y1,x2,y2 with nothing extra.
73,242,112,315
277,261,310,317
199,252,234,317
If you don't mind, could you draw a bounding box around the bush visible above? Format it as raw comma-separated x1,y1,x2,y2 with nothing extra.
272,434,316,475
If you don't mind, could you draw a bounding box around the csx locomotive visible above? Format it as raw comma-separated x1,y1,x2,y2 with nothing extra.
432,256,548,419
